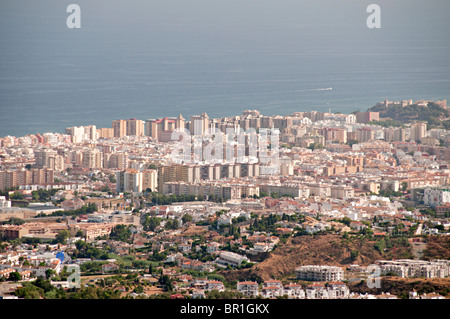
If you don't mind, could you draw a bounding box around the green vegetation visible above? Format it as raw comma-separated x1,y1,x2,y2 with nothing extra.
373,236,413,259
378,189,406,198
369,119,405,128
10,191,24,200
345,139,359,146
163,218,179,230
150,193,202,205
307,143,324,151
31,189,61,202
368,102,449,128
249,214,281,234
55,230,71,244
143,215,162,231
0,217,25,226
35,203,97,218
72,240,109,260
109,224,134,243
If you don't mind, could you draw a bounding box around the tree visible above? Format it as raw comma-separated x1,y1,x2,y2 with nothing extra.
341,217,352,226
13,284,44,299
164,219,179,230
401,182,408,192
346,139,359,147
10,191,24,200
108,174,116,183
45,269,54,280
375,239,385,254
55,230,70,244
182,214,192,224
6,217,25,225
159,275,173,292
109,224,132,243
8,271,22,282
149,264,154,275
143,215,161,232
350,250,359,261
307,143,324,151
133,285,144,294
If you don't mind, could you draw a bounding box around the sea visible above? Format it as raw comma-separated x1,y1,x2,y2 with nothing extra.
1,0,450,138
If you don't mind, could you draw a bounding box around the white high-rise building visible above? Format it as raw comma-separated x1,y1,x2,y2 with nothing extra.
190,113,210,136
116,170,143,193
0,196,11,208
423,187,450,207
410,122,427,142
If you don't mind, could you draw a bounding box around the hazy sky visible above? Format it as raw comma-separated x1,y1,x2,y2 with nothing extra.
2,1,449,52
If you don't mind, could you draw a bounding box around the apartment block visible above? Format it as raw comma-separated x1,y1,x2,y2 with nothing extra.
295,265,345,282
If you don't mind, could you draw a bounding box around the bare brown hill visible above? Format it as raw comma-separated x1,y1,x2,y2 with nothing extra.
221,234,385,282
423,236,450,260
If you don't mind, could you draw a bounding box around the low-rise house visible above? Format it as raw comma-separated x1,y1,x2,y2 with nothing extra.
206,242,221,253
261,285,284,299
109,241,132,255
276,227,294,235
350,221,366,231
61,197,85,211
327,281,350,299
179,243,192,253
283,283,305,299
176,274,193,284
419,293,445,300
252,242,272,253
70,223,114,241
305,283,329,299
303,221,328,234
102,262,119,274
50,259,62,274
0,268,15,279
237,281,259,297
215,251,250,268
0,225,29,239
50,280,70,289
376,292,397,299
192,289,206,299
206,280,225,292
127,292,148,299
19,270,33,280
262,280,283,289
192,278,208,290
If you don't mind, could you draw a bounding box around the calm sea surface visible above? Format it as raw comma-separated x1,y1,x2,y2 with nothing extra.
1,0,449,137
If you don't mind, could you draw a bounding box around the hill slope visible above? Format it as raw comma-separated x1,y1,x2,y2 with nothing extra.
368,101,449,127
222,234,385,282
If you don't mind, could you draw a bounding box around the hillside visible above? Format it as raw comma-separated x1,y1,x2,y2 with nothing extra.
221,234,387,282
423,236,450,260
218,234,450,298
368,101,449,127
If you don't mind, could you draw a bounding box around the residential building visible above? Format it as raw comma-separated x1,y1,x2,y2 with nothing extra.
410,122,427,142
215,251,250,268
295,265,345,282
237,281,259,297
423,187,450,207
356,111,380,124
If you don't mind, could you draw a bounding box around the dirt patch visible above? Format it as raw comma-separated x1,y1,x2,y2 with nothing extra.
423,236,450,260
182,226,208,236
